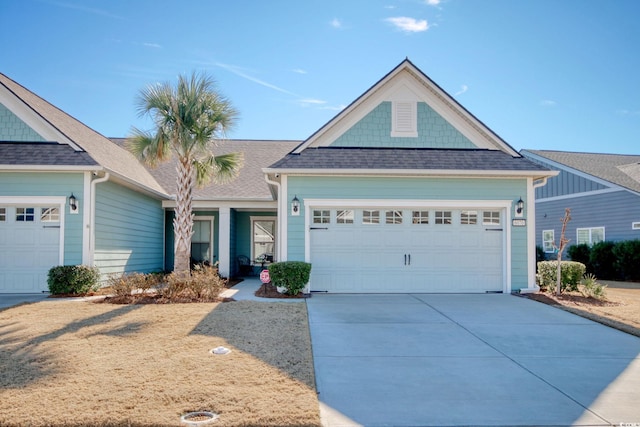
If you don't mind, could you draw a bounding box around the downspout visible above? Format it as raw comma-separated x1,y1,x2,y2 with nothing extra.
264,173,282,262
520,176,550,294
89,172,110,265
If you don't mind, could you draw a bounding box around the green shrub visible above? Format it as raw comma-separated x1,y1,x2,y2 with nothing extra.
47,265,100,295
268,261,312,296
613,239,640,281
536,260,586,293
579,273,607,300
567,244,591,270
590,241,618,280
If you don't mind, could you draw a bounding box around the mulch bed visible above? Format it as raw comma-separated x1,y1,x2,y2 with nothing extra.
524,292,621,307
255,282,306,299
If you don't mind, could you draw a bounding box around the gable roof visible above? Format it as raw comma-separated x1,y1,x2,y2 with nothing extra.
267,147,551,178
111,138,300,201
0,73,167,197
522,149,640,194
292,59,520,156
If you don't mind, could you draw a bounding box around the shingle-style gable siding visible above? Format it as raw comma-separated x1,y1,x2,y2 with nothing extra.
0,103,45,142
331,102,476,149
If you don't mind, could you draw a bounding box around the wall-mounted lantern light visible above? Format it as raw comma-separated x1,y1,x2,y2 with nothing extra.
291,195,300,216
69,193,79,214
515,197,524,217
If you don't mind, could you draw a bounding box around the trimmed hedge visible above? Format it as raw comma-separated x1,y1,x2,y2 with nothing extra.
537,260,586,293
48,265,101,295
567,239,640,281
268,261,312,296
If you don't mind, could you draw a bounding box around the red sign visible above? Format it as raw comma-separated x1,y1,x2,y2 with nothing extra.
259,269,270,284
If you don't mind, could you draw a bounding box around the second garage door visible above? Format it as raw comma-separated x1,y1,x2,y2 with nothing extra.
309,207,505,293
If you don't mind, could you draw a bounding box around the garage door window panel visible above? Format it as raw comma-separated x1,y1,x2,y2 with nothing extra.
385,210,403,224
363,210,380,225
41,207,60,222
313,210,331,224
435,211,452,225
412,210,429,224
483,211,501,225
0,208,5,222
461,210,478,225
336,209,354,224
16,207,35,222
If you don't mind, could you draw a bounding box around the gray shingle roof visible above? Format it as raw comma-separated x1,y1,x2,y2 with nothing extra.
111,138,300,200
0,141,98,166
523,150,640,193
0,73,167,196
268,147,551,173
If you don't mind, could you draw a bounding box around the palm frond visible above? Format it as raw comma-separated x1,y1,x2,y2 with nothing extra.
127,127,171,167
193,152,244,187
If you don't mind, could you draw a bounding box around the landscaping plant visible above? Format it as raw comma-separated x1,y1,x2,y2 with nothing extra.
268,261,312,296
47,265,100,295
579,273,607,300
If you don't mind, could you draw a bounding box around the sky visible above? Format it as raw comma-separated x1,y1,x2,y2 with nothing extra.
1,0,639,154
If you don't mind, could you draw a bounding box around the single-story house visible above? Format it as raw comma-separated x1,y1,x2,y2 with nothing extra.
521,149,640,255
1,59,555,294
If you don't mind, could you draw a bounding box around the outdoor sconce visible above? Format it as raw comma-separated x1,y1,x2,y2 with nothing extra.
515,197,524,217
291,195,300,216
69,193,79,214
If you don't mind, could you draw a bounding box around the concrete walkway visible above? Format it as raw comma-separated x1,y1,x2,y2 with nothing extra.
307,293,640,427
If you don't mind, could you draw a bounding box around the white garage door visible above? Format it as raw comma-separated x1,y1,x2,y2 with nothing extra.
309,208,504,293
0,206,61,293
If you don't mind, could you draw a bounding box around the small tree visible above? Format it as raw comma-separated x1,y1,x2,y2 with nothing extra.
553,208,572,295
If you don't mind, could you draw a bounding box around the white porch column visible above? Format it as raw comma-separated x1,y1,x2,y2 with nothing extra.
218,207,231,277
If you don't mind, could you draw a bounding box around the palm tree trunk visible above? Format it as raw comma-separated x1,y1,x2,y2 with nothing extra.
174,156,194,276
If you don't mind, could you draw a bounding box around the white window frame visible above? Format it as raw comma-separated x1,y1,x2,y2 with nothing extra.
312,209,330,224
482,211,501,225
192,216,215,265
542,229,555,253
632,222,640,230
435,210,452,225
336,209,354,224
460,210,478,225
576,226,605,246
412,210,429,224
362,210,380,225
385,210,403,224
250,216,277,263
41,207,61,223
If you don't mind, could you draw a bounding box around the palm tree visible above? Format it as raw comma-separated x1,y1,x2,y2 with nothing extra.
129,72,242,276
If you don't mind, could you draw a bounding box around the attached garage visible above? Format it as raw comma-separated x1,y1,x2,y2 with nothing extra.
0,202,64,293
307,203,507,293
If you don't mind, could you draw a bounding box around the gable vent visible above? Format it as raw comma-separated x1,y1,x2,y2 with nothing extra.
392,101,417,137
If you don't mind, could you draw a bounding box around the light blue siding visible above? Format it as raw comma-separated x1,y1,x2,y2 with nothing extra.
331,102,477,149
94,181,164,276
0,104,46,141
0,172,84,264
164,210,220,271
286,176,530,290
536,190,640,252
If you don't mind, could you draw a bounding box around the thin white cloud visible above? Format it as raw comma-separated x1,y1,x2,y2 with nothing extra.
330,18,343,29
455,85,468,96
617,109,640,116
215,62,299,97
48,1,125,20
384,5,397,9
540,100,557,107
299,99,327,105
142,42,162,49
292,68,307,74
426,0,441,6
385,17,429,33
321,104,347,111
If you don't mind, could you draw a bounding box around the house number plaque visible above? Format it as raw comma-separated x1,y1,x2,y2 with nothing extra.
512,219,526,227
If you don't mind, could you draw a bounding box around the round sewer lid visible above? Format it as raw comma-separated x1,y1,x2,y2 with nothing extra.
210,346,231,355
180,411,219,425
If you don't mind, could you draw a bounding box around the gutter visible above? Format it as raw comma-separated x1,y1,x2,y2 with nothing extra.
89,172,110,265
519,176,550,295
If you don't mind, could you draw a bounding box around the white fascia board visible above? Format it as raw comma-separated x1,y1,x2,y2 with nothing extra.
162,200,278,209
264,168,559,179
535,187,627,203
0,84,84,151
0,165,102,172
304,198,512,209
0,195,67,205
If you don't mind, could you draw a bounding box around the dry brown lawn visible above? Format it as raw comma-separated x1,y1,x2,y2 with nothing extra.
0,300,320,427
525,280,640,338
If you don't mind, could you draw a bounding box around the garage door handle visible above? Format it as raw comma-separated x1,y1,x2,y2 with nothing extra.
485,228,503,231
404,254,407,265
408,254,411,265
43,225,61,229
310,227,329,230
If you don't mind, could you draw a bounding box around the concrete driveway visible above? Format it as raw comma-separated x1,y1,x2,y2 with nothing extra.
307,294,640,426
